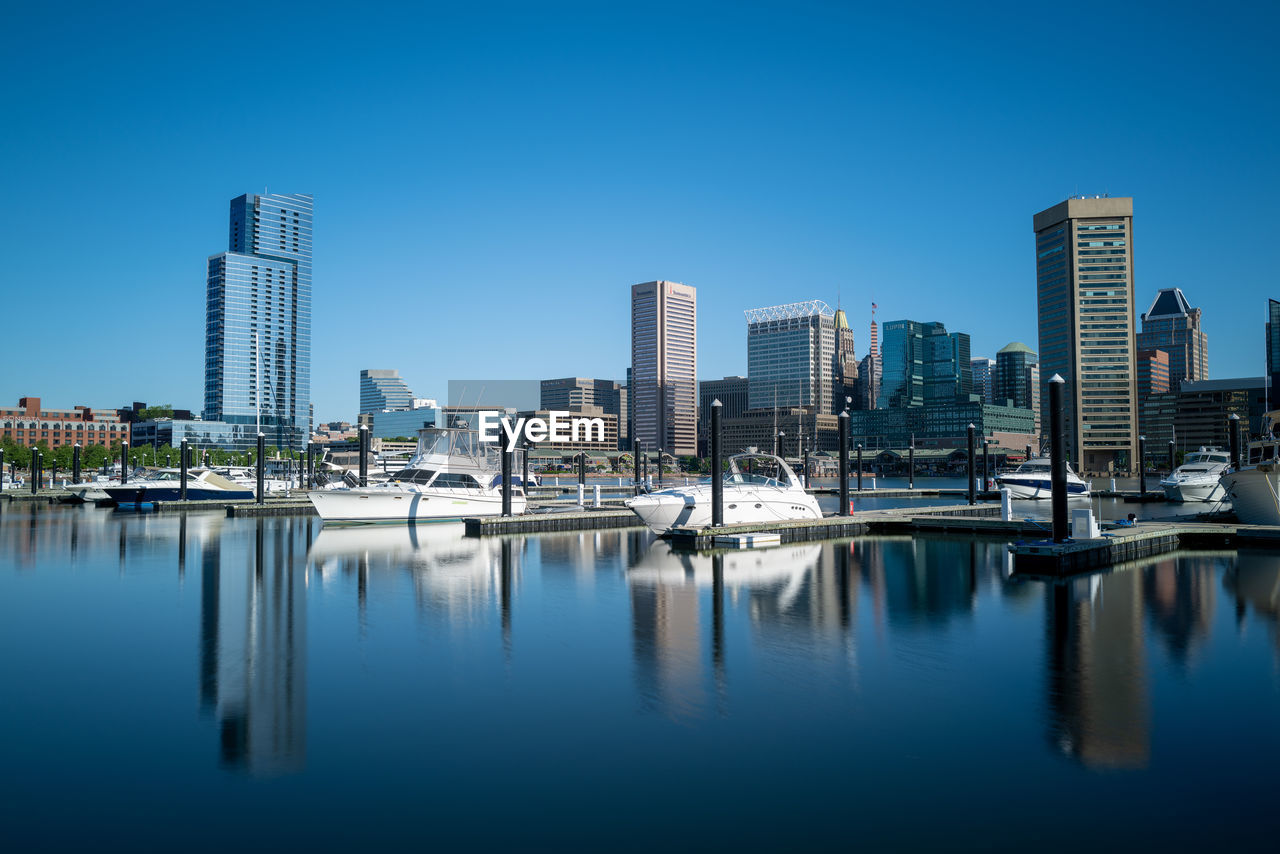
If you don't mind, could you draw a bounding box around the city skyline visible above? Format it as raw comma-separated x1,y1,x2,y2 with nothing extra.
2,4,1277,422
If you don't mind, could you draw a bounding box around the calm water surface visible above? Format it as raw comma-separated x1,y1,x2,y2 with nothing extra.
2,503,1277,850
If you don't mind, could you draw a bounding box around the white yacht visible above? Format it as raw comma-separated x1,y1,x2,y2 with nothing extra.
994,457,1090,499
308,427,528,524
102,468,256,505
1160,447,1231,502
62,476,116,502
1220,437,1280,526
625,453,821,535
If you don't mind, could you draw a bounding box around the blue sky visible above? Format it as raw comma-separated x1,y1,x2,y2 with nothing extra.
1,0,1276,422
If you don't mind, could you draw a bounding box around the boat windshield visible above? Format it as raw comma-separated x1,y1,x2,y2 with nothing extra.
1016,461,1051,472
724,455,797,489
390,469,436,485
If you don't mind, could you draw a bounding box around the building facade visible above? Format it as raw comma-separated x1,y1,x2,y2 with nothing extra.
0,397,130,449
834,308,859,411
370,406,442,439
1135,288,1207,390
360,369,414,416
971,358,996,404
540,377,628,449
721,409,841,456
1139,377,1267,451
993,342,1041,437
1267,299,1280,409
846,401,1037,451
698,376,749,456
204,193,313,451
631,281,697,456
877,320,972,409
514,407,619,453
1034,196,1138,473
745,301,837,413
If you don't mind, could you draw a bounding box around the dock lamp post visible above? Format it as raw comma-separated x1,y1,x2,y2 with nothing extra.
1138,435,1148,494
966,424,976,506
1049,374,1069,544
711,400,724,527
838,411,850,516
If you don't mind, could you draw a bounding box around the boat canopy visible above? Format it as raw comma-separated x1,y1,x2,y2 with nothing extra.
725,453,803,490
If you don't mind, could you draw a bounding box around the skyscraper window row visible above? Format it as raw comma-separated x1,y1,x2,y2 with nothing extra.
1079,264,1127,272
1077,240,1126,248
1079,274,1128,281
1079,248,1126,256
1077,223,1126,231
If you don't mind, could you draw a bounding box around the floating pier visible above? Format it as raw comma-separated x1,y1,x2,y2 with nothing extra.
464,509,640,536
665,504,1000,549
1008,520,1276,576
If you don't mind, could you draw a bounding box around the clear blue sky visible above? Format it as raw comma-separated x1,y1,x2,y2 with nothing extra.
2,0,1276,422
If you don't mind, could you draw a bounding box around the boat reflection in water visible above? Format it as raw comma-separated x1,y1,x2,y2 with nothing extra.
200,517,310,777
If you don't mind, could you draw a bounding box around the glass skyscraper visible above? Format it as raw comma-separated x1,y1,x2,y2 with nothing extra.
204,193,312,451
745,301,837,413
877,320,971,409
360,369,414,416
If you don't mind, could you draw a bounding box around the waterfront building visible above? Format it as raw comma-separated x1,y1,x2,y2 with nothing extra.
846,401,1037,451
370,405,442,439
971,358,996,404
835,307,859,411
1135,348,1170,437
631,281,697,456
877,320,972,409
993,342,1041,437
1136,288,1208,390
540,378,628,449
745,301,837,413
1139,377,1266,453
0,397,131,449
721,408,841,456
1034,196,1138,473
360,370,414,416
204,193,312,451
1267,299,1280,409
853,353,878,410
513,406,619,453
698,376,748,456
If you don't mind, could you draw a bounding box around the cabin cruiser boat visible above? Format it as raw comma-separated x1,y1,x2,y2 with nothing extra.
625,453,822,535
308,427,529,524
994,457,1090,499
1220,437,1280,526
1160,448,1231,502
102,468,255,505
62,475,115,502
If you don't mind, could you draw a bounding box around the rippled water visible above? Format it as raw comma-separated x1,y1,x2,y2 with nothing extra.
2,503,1277,850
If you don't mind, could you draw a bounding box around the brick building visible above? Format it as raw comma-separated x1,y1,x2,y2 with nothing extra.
0,397,131,448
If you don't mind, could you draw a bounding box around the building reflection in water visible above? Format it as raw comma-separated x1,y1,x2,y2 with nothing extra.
1142,556,1218,667
200,517,307,776
1224,548,1280,649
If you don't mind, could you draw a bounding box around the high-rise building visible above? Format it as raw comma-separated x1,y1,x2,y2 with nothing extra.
994,342,1041,437
360,369,414,416
204,193,312,451
540,377,628,449
745,301,837,413
1034,196,1137,473
854,353,878,410
1136,288,1208,390
971,358,996,404
631,281,697,456
1267,300,1280,410
877,320,971,409
834,308,859,411
697,376,749,456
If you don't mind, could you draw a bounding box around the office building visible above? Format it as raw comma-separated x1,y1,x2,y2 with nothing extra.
1136,288,1208,390
993,342,1041,436
631,281,697,456
854,353,878,410
1140,377,1267,451
204,193,312,451
0,397,131,449
746,300,838,413
971,358,996,404
835,307,859,410
514,406,618,453
847,401,1037,451
371,405,442,439
877,320,972,409
722,409,841,456
540,377,628,448
360,370,414,416
1267,300,1280,409
698,376,749,456
1034,196,1137,473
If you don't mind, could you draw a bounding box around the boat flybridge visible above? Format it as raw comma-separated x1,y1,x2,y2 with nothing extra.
625,452,822,535
308,426,530,524
1160,447,1231,502
994,457,1090,500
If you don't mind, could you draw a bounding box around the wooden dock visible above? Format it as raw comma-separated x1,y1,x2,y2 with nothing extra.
464,509,641,536
1008,520,1271,576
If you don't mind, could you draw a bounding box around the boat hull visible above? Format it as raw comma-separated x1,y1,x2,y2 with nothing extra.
103,485,255,504
626,487,822,535
1220,467,1280,525
1161,478,1225,503
308,487,527,524
994,476,1090,500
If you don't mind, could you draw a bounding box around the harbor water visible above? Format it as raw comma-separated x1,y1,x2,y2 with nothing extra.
2,503,1277,849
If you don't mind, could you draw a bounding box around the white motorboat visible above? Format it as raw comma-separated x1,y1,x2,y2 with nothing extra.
994,457,1090,499
103,468,256,504
1160,448,1231,502
62,476,115,502
308,427,528,524
1220,437,1280,525
625,453,821,535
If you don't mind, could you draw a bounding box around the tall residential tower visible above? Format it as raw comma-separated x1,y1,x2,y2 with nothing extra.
1136,287,1208,389
631,281,697,456
1034,196,1137,473
204,193,313,450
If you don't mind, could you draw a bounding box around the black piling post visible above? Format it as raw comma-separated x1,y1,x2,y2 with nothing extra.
1229,413,1241,470
31,451,39,494
803,446,810,489
1167,440,1175,478
72,444,81,485
256,432,265,504
501,444,513,517
711,400,724,527
1025,444,1033,463
358,425,369,487
179,438,188,501
1138,435,1147,494
657,447,663,487
838,410,850,516
966,424,976,506
121,442,129,485
856,444,863,492
0,449,5,490
1049,374,1068,543
908,436,915,489
982,437,990,491
50,458,57,488
522,440,531,496
632,439,640,497
578,452,586,487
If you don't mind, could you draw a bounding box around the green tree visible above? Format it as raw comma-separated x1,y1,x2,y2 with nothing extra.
137,404,174,420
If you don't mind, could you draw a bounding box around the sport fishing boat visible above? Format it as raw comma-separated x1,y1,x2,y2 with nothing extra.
994,457,1090,499
1220,436,1280,525
1160,447,1231,502
102,468,255,505
624,452,822,535
308,426,529,524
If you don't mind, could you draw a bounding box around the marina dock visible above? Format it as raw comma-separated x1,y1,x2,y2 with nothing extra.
1009,521,1280,576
